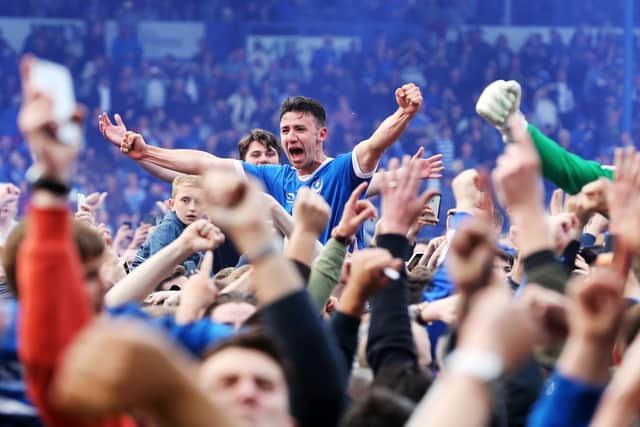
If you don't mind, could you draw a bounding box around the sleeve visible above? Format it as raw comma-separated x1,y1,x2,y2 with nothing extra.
147,223,180,257
366,233,417,373
307,238,348,312
262,290,348,427
17,207,134,427
328,311,361,377
106,304,232,357
526,371,605,427
350,148,378,179
528,124,614,195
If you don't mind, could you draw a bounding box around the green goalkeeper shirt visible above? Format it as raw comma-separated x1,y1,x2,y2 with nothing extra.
527,124,614,195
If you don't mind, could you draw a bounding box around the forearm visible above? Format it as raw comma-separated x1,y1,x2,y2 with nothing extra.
308,238,348,312
407,374,492,427
175,299,204,325
284,229,319,268
105,240,191,306
252,251,303,304
139,159,181,183
142,145,226,176
557,337,612,386
528,124,614,195
511,208,553,258
328,311,361,376
367,233,416,371
590,387,637,427
356,109,412,173
262,290,348,426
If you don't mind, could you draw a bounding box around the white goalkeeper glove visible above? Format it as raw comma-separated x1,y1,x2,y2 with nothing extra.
475,80,528,143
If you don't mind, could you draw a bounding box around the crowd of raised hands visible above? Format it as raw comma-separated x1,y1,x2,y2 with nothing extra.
4,53,640,427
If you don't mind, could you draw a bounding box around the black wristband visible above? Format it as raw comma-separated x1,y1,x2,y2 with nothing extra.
30,177,70,196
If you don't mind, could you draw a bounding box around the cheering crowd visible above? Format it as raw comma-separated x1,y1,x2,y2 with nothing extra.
3,18,640,236
3,4,640,424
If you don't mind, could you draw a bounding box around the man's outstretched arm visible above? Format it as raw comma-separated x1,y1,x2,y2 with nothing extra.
475,81,614,195
98,112,239,178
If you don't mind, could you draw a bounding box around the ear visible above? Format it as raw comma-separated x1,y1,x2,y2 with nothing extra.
317,126,328,144
167,198,175,209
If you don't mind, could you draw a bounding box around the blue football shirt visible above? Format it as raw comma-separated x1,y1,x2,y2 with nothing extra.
238,151,374,246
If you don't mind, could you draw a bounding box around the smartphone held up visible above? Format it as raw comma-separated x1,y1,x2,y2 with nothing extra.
30,58,83,147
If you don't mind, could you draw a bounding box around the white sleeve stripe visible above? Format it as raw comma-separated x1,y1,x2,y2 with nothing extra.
351,145,377,179
233,160,247,177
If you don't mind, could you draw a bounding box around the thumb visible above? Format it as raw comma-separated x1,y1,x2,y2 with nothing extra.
200,251,214,276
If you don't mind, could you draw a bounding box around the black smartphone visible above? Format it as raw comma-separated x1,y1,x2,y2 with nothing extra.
407,252,424,271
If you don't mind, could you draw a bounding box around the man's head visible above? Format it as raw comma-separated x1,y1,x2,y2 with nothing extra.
200,330,295,427
3,220,107,311
205,292,257,330
340,387,415,427
169,175,203,225
279,96,328,174
238,129,282,165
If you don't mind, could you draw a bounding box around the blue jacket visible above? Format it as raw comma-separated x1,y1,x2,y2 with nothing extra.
132,210,201,274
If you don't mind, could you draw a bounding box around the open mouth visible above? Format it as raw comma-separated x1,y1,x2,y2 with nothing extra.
288,147,304,162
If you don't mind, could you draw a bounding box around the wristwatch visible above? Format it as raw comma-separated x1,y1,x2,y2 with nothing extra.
26,165,71,196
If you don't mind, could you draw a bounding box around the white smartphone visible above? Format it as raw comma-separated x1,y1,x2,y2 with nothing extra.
76,193,86,211
427,193,442,219
30,59,82,147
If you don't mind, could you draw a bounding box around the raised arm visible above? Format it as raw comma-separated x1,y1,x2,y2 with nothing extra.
354,83,423,174
105,220,224,307
98,112,237,178
476,80,613,195
285,187,330,267
17,55,132,427
307,182,377,311
202,170,349,426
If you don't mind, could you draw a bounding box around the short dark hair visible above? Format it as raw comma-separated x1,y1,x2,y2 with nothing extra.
373,362,433,403
204,328,294,387
237,129,282,161
340,387,415,427
3,219,105,298
279,96,327,127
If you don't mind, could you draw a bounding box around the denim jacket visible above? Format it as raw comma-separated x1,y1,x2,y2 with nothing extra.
131,210,201,274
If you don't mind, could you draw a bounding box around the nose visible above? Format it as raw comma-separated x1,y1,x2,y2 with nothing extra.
234,378,259,404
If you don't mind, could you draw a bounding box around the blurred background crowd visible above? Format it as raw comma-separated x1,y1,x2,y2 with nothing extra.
0,0,637,235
